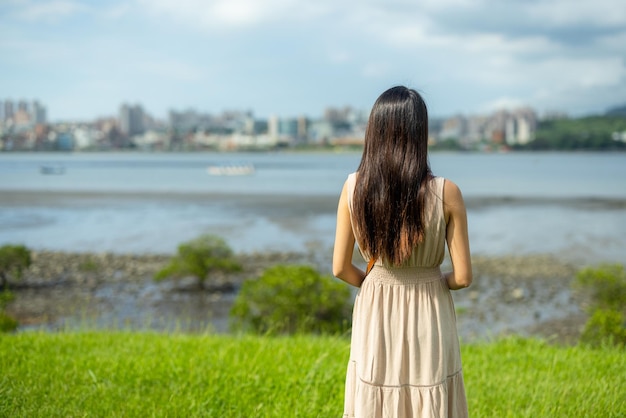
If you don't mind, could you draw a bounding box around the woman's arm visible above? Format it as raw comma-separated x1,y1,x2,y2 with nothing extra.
332,180,367,287
443,179,473,290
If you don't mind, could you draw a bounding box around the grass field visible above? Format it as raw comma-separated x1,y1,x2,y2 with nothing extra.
1,332,625,417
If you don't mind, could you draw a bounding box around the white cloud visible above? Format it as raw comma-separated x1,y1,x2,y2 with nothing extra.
2,0,625,119
328,50,351,64
534,57,625,89
529,0,626,26
7,0,88,23
0,38,75,63
138,0,331,30
101,3,133,20
480,96,530,113
134,59,207,82
361,62,392,78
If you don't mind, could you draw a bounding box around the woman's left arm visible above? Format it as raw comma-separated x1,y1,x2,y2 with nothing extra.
332,180,366,287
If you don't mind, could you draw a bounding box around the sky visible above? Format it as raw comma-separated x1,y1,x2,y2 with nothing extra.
1,0,625,122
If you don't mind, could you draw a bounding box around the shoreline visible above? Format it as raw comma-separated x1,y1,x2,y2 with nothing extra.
2,189,626,209
5,250,588,344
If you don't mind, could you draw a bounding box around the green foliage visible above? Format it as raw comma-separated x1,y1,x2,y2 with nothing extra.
0,289,14,309
230,264,352,335
430,137,464,151
520,116,626,150
580,309,626,348
154,235,241,288
0,288,17,333
0,311,18,333
573,264,626,348
575,263,626,311
78,258,101,273
0,279,18,333
0,244,32,288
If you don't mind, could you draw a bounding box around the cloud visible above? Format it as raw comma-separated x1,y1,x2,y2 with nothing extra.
134,59,207,83
5,0,89,23
138,0,331,30
0,37,75,63
361,62,392,78
2,0,624,119
529,0,626,27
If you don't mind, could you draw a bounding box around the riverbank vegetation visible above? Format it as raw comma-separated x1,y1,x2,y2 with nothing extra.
428,115,626,152
154,234,242,290
573,264,626,347
231,264,352,334
1,332,624,417
0,244,31,332
516,116,626,151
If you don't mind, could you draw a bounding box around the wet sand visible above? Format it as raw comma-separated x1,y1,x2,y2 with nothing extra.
3,189,625,210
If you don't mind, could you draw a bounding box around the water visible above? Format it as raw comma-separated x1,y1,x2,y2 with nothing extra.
1,151,625,265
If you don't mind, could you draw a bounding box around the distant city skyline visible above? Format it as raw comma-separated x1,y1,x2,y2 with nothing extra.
1,1,625,122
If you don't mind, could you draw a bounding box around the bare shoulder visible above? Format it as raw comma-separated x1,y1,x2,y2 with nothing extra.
443,179,464,203
442,179,466,217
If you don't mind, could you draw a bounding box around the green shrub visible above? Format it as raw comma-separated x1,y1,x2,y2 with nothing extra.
154,234,241,289
78,258,101,272
580,309,626,348
575,264,626,311
0,290,17,333
574,264,626,347
230,264,352,335
0,244,31,288
0,289,14,309
0,310,17,333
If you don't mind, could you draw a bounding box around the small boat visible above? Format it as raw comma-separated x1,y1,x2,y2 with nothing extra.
40,165,66,175
207,164,255,176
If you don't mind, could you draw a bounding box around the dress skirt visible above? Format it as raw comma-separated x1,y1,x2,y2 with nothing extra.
343,265,468,418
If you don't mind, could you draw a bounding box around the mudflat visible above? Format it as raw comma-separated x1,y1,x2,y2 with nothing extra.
5,250,585,344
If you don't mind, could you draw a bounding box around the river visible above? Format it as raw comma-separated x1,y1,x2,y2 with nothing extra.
1,151,625,265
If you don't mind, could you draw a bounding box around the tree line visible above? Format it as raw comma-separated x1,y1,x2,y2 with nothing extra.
515,115,626,151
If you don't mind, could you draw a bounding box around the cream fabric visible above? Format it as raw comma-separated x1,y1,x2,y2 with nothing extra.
343,174,468,418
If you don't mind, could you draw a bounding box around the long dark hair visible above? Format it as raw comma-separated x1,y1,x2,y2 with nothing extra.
353,86,433,265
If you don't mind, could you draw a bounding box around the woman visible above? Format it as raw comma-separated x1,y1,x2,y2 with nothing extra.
333,86,472,418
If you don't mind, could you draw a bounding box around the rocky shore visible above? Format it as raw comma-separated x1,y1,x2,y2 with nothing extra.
5,250,587,344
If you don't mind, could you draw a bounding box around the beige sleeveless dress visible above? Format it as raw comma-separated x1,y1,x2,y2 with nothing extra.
343,174,468,418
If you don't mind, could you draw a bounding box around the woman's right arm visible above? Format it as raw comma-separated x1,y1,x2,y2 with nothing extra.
443,179,473,290
332,180,367,287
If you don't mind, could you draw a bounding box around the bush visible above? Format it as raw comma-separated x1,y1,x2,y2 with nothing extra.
230,265,352,335
0,311,18,333
0,244,32,288
574,264,626,311
154,235,241,289
574,264,626,347
0,288,17,333
580,309,626,348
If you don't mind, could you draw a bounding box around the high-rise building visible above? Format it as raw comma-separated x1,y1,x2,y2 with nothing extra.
297,115,309,140
119,104,145,136
4,100,14,121
278,117,298,140
268,115,279,139
17,99,29,113
31,100,47,124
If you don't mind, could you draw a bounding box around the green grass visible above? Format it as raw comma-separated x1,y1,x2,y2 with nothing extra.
1,332,625,417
